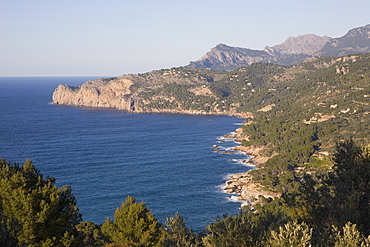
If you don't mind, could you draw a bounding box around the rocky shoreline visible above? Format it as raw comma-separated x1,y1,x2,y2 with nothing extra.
218,128,280,205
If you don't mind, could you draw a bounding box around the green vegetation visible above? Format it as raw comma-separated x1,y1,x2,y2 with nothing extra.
265,221,312,247
2,140,370,246
0,159,81,246
101,196,162,246
133,54,370,125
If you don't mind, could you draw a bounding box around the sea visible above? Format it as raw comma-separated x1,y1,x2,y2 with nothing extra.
0,76,254,232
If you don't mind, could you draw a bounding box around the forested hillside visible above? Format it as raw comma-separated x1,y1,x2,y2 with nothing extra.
229,54,370,194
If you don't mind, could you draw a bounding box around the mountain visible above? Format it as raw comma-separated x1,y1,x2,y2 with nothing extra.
187,44,274,71
318,24,370,57
265,34,331,55
187,24,370,70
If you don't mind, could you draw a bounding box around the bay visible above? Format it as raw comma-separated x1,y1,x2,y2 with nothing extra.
0,76,252,231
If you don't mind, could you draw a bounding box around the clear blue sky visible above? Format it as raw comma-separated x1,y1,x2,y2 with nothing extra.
1,0,369,76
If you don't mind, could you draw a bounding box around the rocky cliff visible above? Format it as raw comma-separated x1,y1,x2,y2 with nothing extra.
53,77,135,110
188,24,370,71
52,67,253,117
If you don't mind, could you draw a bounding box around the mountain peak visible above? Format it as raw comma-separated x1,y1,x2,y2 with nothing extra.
187,24,370,71
188,44,272,71
215,43,229,48
267,34,331,55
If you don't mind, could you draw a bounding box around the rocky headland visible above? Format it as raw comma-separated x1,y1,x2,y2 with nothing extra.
53,78,136,110
52,68,254,118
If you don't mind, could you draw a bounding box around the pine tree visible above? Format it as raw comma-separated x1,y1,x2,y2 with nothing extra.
0,159,81,246
101,196,162,247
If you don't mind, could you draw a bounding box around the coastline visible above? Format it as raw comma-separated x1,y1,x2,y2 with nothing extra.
52,101,254,119
219,127,280,205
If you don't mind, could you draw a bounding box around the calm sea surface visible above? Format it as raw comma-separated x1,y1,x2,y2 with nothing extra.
0,77,252,231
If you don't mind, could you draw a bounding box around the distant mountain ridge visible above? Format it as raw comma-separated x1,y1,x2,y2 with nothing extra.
187,24,370,70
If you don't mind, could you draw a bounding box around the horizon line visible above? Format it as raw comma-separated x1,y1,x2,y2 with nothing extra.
0,75,113,78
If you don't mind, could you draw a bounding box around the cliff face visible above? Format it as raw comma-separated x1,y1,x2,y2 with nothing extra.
53,78,136,111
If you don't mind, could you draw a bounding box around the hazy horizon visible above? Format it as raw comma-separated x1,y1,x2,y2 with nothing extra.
1,0,369,77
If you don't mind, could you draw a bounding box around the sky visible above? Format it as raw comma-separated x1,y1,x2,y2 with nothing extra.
1,0,370,77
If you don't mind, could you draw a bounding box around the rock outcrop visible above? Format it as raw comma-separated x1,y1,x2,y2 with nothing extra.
53,79,134,111
53,78,135,110
223,172,280,203
222,143,279,203
213,126,280,204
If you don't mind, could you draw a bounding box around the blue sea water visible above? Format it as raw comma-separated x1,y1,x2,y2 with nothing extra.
0,76,253,231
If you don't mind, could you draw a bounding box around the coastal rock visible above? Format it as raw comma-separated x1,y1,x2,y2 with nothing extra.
212,145,219,152
52,78,135,111
223,172,280,203
221,126,280,203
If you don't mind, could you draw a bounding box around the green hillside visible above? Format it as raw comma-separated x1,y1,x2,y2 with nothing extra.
135,53,370,193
